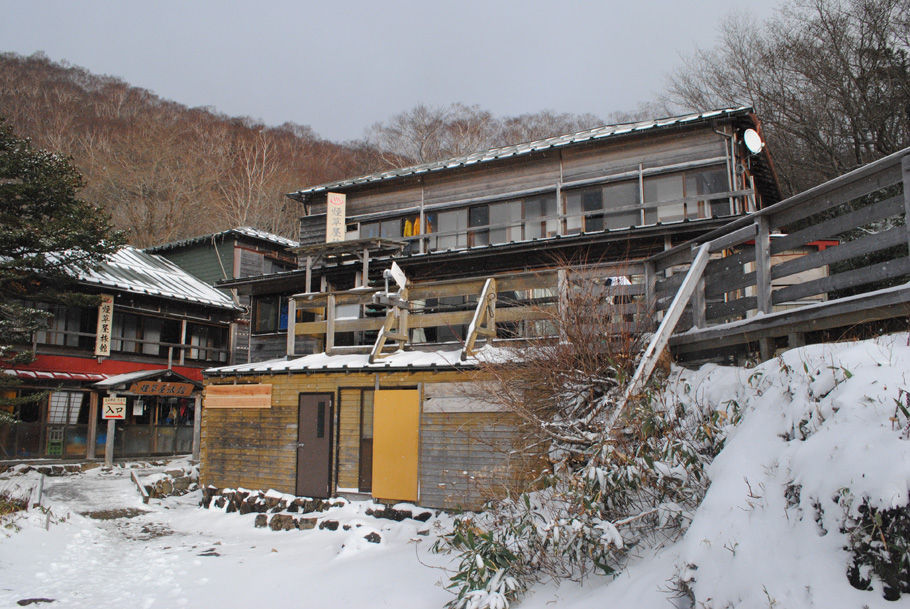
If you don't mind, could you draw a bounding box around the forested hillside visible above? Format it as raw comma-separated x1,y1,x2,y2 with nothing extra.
0,52,382,246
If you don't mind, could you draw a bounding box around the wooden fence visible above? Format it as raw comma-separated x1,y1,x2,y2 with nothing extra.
646,146,910,362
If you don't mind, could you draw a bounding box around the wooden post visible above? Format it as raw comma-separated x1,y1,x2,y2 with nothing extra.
691,245,706,329
902,155,910,254
179,319,187,365
362,246,370,288
754,214,774,360
557,269,568,342
326,293,336,353
755,215,772,314
104,392,117,467
86,392,98,460
305,255,313,293
286,297,296,357
192,393,202,462
644,260,658,326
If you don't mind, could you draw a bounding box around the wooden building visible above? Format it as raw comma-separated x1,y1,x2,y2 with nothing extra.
201,107,781,509
1,247,240,461
145,227,299,364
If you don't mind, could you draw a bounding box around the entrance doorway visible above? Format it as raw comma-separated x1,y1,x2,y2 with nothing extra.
296,393,333,498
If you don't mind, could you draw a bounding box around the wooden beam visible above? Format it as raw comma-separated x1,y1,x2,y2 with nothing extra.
616,242,710,422
462,278,497,360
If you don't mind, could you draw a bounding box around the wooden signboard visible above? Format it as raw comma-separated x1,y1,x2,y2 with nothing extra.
326,192,346,243
102,397,126,420
94,294,114,357
205,384,272,409
129,381,195,397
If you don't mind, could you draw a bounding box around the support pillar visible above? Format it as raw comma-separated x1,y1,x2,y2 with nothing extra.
192,393,202,462
86,392,98,460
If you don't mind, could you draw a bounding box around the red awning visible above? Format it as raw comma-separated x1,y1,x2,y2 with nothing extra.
4,369,108,382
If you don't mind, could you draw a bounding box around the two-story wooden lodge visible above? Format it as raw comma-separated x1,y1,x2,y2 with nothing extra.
201,107,781,509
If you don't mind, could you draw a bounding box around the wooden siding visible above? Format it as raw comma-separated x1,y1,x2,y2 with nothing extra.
560,129,727,183
336,388,362,489
419,411,536,511
157,240,235,286
200,369,537,509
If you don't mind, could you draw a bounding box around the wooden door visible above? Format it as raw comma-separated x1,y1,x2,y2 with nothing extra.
296,393,333,498
372,389,419,502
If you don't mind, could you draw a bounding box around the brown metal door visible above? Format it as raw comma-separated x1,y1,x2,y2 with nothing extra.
296,393,333,498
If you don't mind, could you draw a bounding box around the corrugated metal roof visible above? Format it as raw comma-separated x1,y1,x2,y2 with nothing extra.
144,226,299,253
76,247,239,310
291,107,753,197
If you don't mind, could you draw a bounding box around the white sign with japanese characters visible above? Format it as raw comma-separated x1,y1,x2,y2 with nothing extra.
326,192,346,243
102,397,126,420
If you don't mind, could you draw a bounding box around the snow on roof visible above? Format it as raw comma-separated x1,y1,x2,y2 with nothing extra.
144,226,299,253
77,247,239,310
205,346,498,376
291,107,752,197
93,368,201,389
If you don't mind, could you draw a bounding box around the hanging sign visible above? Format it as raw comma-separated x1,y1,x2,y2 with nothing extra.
94,294,115,357
129,381,195,397
102,397,126,420
326,192,346,243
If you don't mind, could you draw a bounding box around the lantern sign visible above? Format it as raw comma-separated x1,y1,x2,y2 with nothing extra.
326,192,346,243
94,294,115,357
102,397,126,420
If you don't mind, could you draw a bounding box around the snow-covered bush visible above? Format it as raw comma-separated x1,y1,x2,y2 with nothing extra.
436,278,736,608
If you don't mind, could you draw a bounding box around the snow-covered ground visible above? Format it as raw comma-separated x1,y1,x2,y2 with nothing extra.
3,333,910,608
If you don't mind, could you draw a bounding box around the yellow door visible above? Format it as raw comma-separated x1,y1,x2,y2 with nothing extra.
371,389,419,502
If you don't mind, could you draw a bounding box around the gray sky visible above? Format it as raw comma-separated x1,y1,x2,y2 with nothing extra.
0,0,778,142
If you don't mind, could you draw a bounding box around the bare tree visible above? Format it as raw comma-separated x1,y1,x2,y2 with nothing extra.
667,0,910,195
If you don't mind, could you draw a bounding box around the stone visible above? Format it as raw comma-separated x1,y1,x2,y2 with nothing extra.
254,514,268,528
173,476,191,491
81,462,101,472
201,487,219,508
318,520,339,531
269,514,298,531
298,518,317,530
414,511,432,522
213,496,226,509
164,469,184,477
363,532,382,544
238,502,254,515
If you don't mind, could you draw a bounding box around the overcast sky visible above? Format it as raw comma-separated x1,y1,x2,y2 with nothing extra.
0,1,779,142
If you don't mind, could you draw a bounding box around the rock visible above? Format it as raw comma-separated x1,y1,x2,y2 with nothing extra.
298,518,317,530
63,465,81,474
164,468,184,477
364,532,382,544
417,529,430,536
238,502,254,515
173,476,191,491
269,514,298,531
254,514,268,528
367,507,411,521
414,511,432,522
81,462,101,472
286,502,299,513
213,496,226,509
318,520,339,531
16,598,55,606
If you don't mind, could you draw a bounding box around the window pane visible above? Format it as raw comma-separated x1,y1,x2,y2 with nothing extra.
687,167,730,218
253,297,278,333
565,192,582,234
524,195,557,239
644,174,685,222
602,182,641,228
361,222,380,239
435,209,467,250
489,201,522,244
380,219,401,238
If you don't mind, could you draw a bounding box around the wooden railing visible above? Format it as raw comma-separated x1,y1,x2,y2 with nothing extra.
290,261,652,357
647,146,910,360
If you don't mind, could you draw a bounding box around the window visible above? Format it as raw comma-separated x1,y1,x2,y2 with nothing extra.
186,323,228,362
468,205,489,246
644,174,685,223
109,313,181,357
524,195,558,239
434,209,467,250
252,295,289,334
686,167,730,218
360,222,380,239
489,201,522,244
37,305,96,350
